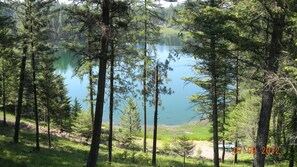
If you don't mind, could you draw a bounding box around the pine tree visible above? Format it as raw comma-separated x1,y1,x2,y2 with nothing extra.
72,97,82,117
0,1,15,126
226,1,296,166
130,0,163,152
176,1,235,166
13,0,55,150
152,63,159,166
172,136,195,167
72,109,92,139
119,97,141,139
86,0,110,165
38,53,58,148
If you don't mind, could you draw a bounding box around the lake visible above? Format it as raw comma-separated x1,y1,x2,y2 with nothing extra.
54,38,203,125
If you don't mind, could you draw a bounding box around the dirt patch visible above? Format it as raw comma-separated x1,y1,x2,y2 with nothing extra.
5,118,90,144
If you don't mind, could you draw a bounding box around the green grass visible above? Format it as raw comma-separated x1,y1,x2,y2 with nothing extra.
145,120,212,142
0,116,290,167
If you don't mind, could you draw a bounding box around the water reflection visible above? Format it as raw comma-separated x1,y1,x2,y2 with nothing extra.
54,37,202,125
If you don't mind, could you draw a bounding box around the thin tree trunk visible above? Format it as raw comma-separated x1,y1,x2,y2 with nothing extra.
276,102,284,146
87,24,94,126
14,44,27,143
89,67,94,125
152,63,158,166
289,145,295,167
253,7,285,167
32,42,40,151
272,108,277,146
143,0,147,153
183,152,185,167
222,67,227,163
108,42,114,162
234,139,238,163
46,91,51,148
234,53,240,163
210,24,219,167
289,107,296,167
86,0,109,165
2,59,6,126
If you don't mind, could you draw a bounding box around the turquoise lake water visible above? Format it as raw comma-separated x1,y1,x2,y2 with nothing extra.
54,40,203,125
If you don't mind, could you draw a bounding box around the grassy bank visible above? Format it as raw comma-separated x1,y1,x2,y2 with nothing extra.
0,114,289,166
146,120,212,141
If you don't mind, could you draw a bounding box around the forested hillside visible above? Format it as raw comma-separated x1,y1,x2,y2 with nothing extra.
0,0,296,167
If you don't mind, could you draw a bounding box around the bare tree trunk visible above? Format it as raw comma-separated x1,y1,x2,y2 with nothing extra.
89,67,94,125
86,0,109,165
32,42,40,151
210,34,219,167
46,92,51,148
87,24,94,126
289,107,296,167
276,102,284,146
108,42,114,162
234,54,239,163
45,73,51,148
14,44,27,143
183,152,185,167
222,67,227,163
253,7,285,167
2,59,6,126
143,0,147,153
152,63,158,166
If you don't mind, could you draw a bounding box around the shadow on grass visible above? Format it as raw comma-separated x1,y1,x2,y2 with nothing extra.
0,123,214,167
0,124,89,167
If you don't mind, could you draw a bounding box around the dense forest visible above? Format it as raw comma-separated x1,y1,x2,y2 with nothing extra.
0,0,296,167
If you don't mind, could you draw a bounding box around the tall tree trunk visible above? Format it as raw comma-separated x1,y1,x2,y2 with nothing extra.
14,44,27,143
222,67,227,163
89,66,94,125
234,54,239,163
289,105,296,167
152,63,158,166
143,0,148,153
86,0,109,165
46,89,51,148
108,42,114,162
183,152,186,167
2,59,6,126
45,73,51,148
88,24,94,126
253,8,285,167
210,33,219,167
276,102,284,146
32,42,40,151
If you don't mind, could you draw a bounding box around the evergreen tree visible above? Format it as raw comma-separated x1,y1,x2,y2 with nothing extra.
0,1,15,126
227,1,297,166
130,0,163,152
71,97,82,117
13,0,55,151
172,135,195,167
72,109,92,139
118,97,141,141
176,1,235,166
87,0,110,165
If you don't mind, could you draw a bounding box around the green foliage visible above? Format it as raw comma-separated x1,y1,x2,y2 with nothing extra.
117,98,141,148
71,98,82,117
172,135,195,156
119,98,141,137
172,135,195,166
71,110,92,139
225,87,261,145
